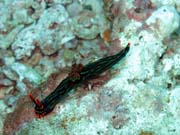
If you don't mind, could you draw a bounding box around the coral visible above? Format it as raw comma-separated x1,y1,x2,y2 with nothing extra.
35,57,57,79
160,36,180,87
2,56,15,66
16,80,27,93
1,66,19,81
134,0,154,9
126,0,155,22
78,0,104,14
10,62,43,85
172,53,180,76
70,0,109,39
146,6,180,39
11,26,36,60
70,10,102,39
0,25,24,49
151,0,177,7
26,52,42,66
54,0,73,5
0,0,44,31
36,4,75,55
67,1,83,16
97,86,129,129
120,31,166,81
168,86,180,119
0,78,13,87
132,82,168,114
175,0,180,12
12,7,33,25
0,100,6,134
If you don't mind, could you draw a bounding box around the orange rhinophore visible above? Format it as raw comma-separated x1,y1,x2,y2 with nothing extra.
28,93,44,110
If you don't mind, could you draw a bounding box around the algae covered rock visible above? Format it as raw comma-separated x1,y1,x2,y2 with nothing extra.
11,62,43,85
11,26,36,60
146,6,180,38
36,4,74,55
0,25,24,49
70,0,109,39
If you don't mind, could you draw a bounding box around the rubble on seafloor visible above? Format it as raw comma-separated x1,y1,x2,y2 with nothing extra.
0,0,180,135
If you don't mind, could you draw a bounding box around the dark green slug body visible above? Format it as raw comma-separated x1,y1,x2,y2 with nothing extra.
31,43,130,118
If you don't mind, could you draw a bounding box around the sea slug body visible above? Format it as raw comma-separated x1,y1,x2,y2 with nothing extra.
29,43,130,118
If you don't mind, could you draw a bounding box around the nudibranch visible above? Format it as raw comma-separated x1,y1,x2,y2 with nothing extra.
29,43,130,118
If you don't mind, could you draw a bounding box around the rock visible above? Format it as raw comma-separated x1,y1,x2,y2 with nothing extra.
70,0,108,39
11,25,36,60
70,10,101,39
11,62,43,85
36,4,75,55
146,6,180,39
0,25,24,49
